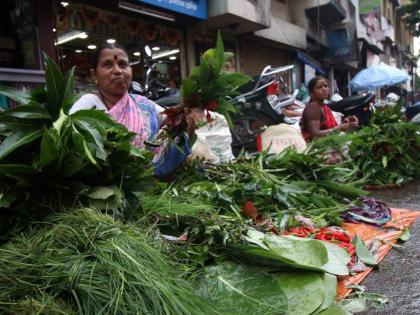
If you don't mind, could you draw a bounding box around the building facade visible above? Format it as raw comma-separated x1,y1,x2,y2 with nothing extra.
0,0,416,109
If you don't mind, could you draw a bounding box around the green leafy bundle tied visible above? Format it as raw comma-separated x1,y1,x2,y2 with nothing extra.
0,55,155,238
160,31,249,139
0,209,216,315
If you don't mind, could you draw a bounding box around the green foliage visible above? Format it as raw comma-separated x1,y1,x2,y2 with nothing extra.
239,229,349,275
347,121,420,185
199,262,338,315
399,0,420,36
273,272,328,315
140,149,365,267
199,262,288,315
0,209,215,315
162,31,249,139
353,235,377,266
311,106,420,186
0,55,156,238
370,100,404,125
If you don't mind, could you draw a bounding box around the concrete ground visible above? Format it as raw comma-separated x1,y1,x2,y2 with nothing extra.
359,179,420,315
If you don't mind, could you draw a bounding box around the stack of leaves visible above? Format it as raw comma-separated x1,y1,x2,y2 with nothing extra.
310,102,420,186
160,31,249,139
0,209,215,315
139,149,366,267
170,149,365,223
199,261,343,315
0,55,155,238
346,117,420,186
197,228,357,314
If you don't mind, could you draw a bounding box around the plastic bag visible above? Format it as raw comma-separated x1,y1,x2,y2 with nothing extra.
190,112,235,164
260,124,306,154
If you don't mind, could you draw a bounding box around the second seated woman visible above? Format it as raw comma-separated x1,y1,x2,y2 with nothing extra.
300,76,358,141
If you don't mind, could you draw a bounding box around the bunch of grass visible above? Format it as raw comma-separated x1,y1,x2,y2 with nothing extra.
140,190,217,217
3,293,75,315
0,209,216,315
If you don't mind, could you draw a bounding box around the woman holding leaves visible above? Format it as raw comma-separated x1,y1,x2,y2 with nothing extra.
70,43,192,178
300,76,359,141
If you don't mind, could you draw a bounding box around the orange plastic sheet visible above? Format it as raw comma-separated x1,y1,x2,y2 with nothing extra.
337,208,420,299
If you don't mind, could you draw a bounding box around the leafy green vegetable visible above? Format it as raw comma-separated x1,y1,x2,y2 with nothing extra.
199,262,287,315
160,31,249,139
0,209,215,315
0,55,156,239
320,241,351,276
354,235,377,265
316,302,351,315
398,228,411,242
314,273,338,314
264,234,328,270
273,271,324,315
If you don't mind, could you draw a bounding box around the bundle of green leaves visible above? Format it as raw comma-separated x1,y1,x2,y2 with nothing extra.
347,121,420,185
139,149,366,267
0,209,215,315
0,55,155,238
160,31,249,139
309,103,420,186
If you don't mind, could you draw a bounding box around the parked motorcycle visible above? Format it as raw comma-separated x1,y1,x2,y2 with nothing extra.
328,92,375,126
405,102,420,123
129,45,180,106
231,65,298,153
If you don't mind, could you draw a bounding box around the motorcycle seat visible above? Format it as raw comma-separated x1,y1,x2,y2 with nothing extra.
329,93,374,112
406,104,420,120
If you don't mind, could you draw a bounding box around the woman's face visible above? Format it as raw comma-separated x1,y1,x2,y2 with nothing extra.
95,48,132,97
311,78,329,101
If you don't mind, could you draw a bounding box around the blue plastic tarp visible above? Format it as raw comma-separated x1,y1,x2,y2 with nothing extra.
349,63,410,90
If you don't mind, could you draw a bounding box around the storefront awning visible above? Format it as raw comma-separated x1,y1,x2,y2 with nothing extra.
296,52,325,75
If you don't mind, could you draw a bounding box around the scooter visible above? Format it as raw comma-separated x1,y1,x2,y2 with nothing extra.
328,92,375,126
231,65,298,153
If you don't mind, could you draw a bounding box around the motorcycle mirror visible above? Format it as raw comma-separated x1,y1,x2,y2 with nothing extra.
144,45,152,58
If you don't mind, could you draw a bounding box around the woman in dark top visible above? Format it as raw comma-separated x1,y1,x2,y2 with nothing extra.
301,76,358,141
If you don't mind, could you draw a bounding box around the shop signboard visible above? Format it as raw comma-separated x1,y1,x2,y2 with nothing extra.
359,0,380,15
137,0,207,19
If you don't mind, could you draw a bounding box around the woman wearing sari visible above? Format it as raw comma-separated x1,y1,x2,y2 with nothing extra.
70,43,189,178
300,76,358,141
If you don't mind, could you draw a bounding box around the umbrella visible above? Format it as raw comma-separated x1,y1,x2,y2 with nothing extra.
349,63,410,90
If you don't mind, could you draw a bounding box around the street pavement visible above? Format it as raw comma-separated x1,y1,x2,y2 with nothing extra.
360,179,420,315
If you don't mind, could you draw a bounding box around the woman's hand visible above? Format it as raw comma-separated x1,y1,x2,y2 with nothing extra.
185,108,207,135
337,122,353,131
337,121,358,132
343,115,359,126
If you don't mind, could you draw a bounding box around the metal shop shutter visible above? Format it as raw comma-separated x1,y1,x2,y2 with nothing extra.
239,40,291,76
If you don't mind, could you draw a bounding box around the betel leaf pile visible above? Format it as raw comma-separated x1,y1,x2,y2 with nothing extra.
0,55,155,239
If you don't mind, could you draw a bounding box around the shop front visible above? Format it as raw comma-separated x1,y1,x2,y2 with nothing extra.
0,0,48,108
0,0,208,108
53,0,196,91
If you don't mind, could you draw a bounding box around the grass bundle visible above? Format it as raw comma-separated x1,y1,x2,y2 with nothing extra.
140,190,217,217
0,209,216,315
